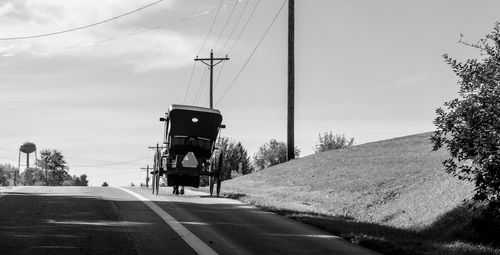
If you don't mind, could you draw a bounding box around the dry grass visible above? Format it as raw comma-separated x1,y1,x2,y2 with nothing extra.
218,132,500,255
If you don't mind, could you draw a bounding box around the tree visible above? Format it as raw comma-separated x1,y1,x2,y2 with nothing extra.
73,174,88,186
0,164,16,186
0,166,10,186
63,174,89,186
314,132,354,153
218,137,253,180
36,149,68,186
20,167,45,186
0,170,7,186
253,139,300,171
431,23,500,213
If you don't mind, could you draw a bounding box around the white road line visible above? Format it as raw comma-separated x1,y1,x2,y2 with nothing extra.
116,187,218,255
0,186,23,198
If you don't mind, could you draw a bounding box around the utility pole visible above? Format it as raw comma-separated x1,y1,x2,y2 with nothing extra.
16,151,20,186
194,50,230,109
148,144,167,170
140,165,151,187
287,0,295,160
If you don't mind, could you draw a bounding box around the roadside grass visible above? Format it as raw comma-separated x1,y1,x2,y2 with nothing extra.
219,132,500,255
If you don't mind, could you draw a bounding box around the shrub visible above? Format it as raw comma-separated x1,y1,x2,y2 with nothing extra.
314,132,354,153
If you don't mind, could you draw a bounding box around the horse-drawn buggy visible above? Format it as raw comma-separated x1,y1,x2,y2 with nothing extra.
151,104,225,197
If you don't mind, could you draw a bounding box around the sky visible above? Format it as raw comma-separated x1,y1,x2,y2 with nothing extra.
1,0,499,186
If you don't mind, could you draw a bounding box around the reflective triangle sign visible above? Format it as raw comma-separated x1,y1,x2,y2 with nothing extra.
182,152,198,168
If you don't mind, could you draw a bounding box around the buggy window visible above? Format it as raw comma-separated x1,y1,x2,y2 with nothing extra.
170,136,213,158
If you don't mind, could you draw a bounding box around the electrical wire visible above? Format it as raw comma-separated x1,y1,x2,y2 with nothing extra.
219,0,251,53
227,0,262,53
1,5,221,57
214,61,226,89
205,61,226,105
0,0,165,41
67,155,131,163
0,155,17,161
216,0,287,106
182,0,224,105
183,62,198,104
193,67,210,105
197,0,225,56
212,0,240,51
71,156,151,167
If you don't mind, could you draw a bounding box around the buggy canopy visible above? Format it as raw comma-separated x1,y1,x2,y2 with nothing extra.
167,104,222,140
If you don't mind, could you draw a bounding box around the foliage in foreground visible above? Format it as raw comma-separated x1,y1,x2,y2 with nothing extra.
314,132,354,153
432,23,500,214
252,139,300,171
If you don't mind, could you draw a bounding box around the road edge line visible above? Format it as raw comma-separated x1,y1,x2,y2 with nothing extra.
116,187,218,255
0,186,24,199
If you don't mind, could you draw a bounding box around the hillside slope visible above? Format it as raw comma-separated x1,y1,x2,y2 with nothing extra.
223,132,473,229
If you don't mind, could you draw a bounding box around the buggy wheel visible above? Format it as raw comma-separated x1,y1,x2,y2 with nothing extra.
209,176,215,197
155,173,160,195
216,176,222,197
151,173,156,194
216,151,224,197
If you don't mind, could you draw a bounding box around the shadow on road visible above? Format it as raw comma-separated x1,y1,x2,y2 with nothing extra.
0,192,138,255
249,203,500,255
1,188,377,255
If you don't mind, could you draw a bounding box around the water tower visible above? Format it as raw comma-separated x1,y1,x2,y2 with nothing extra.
16,142,37,186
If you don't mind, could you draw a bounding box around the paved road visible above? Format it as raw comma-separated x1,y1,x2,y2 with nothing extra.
0,186,379,255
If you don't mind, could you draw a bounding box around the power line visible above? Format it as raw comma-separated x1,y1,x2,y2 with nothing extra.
214,61,226,89
219,0,252,53
212,0,240,51
183,62,198,104
71,156,150,167
195,51,230,108
216,0,287,106
181,2,243,104
205,61,226,105
0,155,17,161
183,0,224,104
193,67,210,105
0,0,165,41
227,0,262,53
197,0,225,56
1,5,222,57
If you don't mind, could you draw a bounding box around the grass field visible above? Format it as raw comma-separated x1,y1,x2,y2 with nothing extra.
220,132,500,255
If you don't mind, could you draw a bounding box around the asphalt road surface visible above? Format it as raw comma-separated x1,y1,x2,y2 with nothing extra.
0,186,379,255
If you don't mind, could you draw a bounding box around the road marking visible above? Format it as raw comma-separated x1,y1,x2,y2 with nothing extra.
116,187,218,255
0,186,23,198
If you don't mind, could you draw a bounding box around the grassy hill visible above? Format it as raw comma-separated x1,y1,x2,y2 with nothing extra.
220,132,500,255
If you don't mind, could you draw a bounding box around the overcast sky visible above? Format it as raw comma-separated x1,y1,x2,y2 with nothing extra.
1,0,499,186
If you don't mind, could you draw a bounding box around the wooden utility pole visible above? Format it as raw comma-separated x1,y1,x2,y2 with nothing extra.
140,165,150,187
148,144,167,168
194,50,229,109
287,0,295,160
